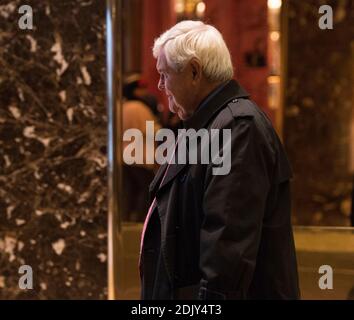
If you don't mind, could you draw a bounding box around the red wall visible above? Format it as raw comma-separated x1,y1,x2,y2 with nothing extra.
141,0,272,121
141,0,175,110
205,0,271,120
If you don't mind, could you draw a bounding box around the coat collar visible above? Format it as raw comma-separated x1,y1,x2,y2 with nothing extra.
183,79,249,131
149,79,249,195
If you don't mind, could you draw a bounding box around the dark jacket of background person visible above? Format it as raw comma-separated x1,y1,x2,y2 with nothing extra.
140,80,300,300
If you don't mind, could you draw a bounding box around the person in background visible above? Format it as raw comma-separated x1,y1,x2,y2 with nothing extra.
120,76,161,222
124,73,182,135
123,73,163,122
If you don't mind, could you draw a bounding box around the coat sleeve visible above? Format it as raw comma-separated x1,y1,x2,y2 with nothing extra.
198,116,273,299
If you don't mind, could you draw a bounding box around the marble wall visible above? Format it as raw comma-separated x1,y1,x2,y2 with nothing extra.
0,0,107,298
284,0,354,226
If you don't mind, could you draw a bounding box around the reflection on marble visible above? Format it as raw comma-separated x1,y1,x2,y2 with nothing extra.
284,0,354,226
0,0,107,298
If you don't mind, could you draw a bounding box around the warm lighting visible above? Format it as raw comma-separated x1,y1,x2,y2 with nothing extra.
268,75,280,84
270,31,280,41
267,0,282,9
196,1,206,16
175,0,184,14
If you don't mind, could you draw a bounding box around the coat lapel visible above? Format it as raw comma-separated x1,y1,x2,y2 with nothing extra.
149,162,168,196
158,162,187,191
149,146,188,196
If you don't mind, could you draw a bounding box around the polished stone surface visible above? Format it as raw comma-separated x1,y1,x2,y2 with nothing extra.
284,0,354,226
0,0,107,299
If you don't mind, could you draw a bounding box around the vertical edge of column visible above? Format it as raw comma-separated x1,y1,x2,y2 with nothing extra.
106,0,124,300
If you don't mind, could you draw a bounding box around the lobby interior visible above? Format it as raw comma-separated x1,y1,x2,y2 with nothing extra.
0,0,353,299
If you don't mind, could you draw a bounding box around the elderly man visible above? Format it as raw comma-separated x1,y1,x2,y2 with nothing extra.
139,20,300,300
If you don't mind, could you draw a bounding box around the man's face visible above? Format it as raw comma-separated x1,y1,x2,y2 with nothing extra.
156,50,196,120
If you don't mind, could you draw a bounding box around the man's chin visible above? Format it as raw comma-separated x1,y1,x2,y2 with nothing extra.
169,103,189,120
168,101,177,114
177,111,188,120
168,106,176,114
178,109,193,121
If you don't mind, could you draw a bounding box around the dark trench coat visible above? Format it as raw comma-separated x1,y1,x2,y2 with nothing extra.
140,80,300,300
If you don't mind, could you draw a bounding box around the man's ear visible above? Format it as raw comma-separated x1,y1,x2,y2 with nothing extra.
190,58,202,82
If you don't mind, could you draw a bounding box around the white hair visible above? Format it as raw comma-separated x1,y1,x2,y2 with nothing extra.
153,20,234,83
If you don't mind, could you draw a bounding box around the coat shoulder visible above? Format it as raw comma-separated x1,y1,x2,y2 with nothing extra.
227,98,275,140
208,98,252,130
226,98,273,123
227,98,257,118
225,98,293,183
210,98,266,131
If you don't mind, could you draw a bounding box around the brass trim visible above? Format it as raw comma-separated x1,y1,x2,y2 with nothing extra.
279,0,289,141
106,0,124,300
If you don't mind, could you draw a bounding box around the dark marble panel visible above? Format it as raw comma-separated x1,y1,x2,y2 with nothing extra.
284,0,354,226
0,0,107,298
